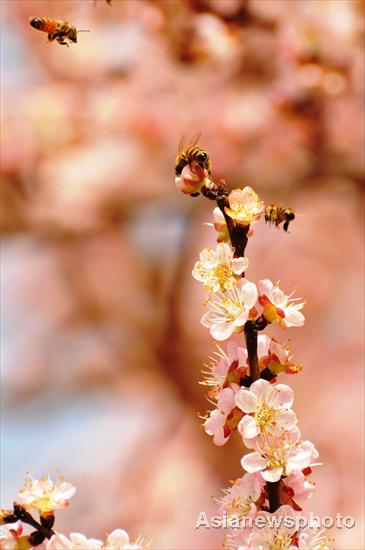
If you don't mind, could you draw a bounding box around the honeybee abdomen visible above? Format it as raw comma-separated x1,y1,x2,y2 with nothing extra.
175,153,189,176
30,17,60,34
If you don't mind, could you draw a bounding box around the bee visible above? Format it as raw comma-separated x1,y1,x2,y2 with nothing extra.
265,204,295,232
175,133,212,177
30,17,89,46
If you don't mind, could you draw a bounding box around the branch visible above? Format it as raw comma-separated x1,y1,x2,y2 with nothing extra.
201,180,249,258
13,504,55,540
267,480,281,513
201,178,281,514
243,321,260,382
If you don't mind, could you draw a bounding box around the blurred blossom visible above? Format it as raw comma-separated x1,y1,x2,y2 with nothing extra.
258,280,305,328
17,474,76,516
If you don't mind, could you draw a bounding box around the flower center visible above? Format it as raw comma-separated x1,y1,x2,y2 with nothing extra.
228,495,253,518
258,436,289,471
270,532,293,550
255,401,276,429
213,264,232,287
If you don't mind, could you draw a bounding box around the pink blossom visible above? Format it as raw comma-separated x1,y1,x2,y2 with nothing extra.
17,474,76,516
202,341,248,398
192,243,248,293
235,379,297,440
217,473,265,521
246,505,298,549
241,427,319,482
0,522,23,550
261,337,303,376
224,187,264,226
284,470,315,502
297,527,333,549
204,387,243,446
258,279,305,328
46,533,103,549
212,207,230,243
201,279,258,341
104,529,147,549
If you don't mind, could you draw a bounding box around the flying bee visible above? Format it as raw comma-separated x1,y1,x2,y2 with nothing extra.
30,17,89,46
175,133,212,177
265,204,295,232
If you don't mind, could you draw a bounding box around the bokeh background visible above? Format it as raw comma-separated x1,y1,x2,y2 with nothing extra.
1,0,364,548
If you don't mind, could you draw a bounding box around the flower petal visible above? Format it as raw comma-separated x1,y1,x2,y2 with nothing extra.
240,281,258,308
269,384,294,409
235,389,257,413
105,529,130,549
241,452,267,473
232,257,249,275
250,379,271,402
211,322,235,341
238,415,260,439
285,308,305,327
262,467,283,482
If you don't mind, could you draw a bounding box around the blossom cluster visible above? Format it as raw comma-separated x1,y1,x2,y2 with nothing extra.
0,474,150,550
183,178,334,549
201,338,302,446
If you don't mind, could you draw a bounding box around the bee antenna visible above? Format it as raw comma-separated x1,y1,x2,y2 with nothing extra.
77,29,90,33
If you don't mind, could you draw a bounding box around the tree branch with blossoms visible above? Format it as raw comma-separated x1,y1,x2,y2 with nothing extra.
176,153,334,549
0,474,151,550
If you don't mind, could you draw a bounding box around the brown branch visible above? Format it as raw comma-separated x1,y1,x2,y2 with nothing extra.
201,180,249,258
267,480,281,513
13,504,55,540
243,321,260,382
200,178,281,514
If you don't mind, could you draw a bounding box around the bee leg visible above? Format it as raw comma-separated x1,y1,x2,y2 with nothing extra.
283,220,290,232
48,33,57,42
56,36,69,46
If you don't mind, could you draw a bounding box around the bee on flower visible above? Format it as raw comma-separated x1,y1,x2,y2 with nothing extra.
192,243,249,293
235,379,297,441
17,474,76,518
224,186,265,226
201,278,258,341
258,279,305,328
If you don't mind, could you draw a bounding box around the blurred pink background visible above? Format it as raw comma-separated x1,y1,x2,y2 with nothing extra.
1,0,364,548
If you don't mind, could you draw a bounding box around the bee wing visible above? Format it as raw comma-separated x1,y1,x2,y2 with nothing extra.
189,131,202,147
178,135,187,154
